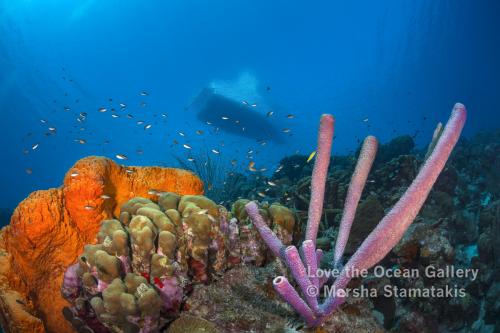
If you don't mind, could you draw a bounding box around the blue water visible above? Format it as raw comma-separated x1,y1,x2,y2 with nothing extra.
1,0,499,213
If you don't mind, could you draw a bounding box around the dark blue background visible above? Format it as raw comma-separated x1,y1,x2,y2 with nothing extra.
1,0,499,221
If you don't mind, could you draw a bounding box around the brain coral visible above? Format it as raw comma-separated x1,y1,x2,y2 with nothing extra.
0,156,204,333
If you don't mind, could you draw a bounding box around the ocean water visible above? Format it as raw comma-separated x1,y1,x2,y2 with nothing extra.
1,2,500,332
1,1,499,213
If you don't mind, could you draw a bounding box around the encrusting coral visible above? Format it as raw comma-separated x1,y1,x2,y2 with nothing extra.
245,103,467,327
61,194,297,332
0,156,205,333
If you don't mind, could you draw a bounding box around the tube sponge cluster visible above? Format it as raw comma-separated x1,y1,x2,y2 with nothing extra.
245,104,467,327
61,194,296,333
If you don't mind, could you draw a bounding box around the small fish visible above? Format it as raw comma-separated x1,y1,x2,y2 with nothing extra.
260,168,267,172
266,111,274,117
282,128,291,133
144,124,152,130
368,179,376,183
206,121,212,125
119,103,127,108
161,113,167,117
111,114,119,118
363,118,369,122
98,107,107,113
221,116,229,120
140,91,149,96
71,172,79,177
257,192,266,198
267,180,276,186
211,149,220,154
127,114,134,119
116,154,128,160
187,158,195,162
84,205,95,211
242,100,249,105
287,114,295,119
248,161,257,172
25,168,33,175
196,130,203,135
148,189,159,195
197,209,208,215
32,143,39,150
100,194,111,199
207,214,216,223
251,103,257,107
125,169,135,174
40,119,47,124
307,151,316,163
183,144,192,149
76,139,87,144
48,127,56,132
137,120,145,125
178,132,185,137
247,149,254,154
231,159,237,166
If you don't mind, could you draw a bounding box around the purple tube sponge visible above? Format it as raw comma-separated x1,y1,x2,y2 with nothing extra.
305,114,335,244
334,135,378,267
245,103,467,327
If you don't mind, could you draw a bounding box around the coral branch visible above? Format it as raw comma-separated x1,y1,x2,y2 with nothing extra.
305,114,335,244
334,135,378,266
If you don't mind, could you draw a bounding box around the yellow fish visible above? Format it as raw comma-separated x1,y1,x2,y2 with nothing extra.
307,151,316,163
248,161,257,172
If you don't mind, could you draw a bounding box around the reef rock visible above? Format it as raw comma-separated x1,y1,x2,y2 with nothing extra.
183,263,384,332
0,156,204,333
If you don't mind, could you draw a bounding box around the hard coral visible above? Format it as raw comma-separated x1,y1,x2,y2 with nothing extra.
0,156,204,333
62,194,298,332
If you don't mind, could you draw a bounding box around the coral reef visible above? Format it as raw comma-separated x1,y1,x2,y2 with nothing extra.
182,263,384,333
245,104,466,326
61,194,297,332
0,156,204,333
2,109,499,332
